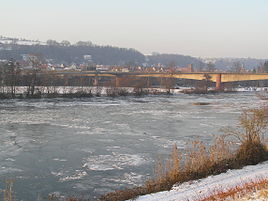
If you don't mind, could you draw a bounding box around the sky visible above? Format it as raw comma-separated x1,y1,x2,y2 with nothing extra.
0,0,267,58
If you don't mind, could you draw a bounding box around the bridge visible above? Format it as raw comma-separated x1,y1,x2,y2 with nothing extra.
51,71,268,90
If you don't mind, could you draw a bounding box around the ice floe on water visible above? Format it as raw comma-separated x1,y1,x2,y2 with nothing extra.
0,92,267,200
104,172,147,186
53,158,67,162
51,169,88,182
78,147,95,154
0,166,23,175
59,171,88,182
83,153,148,171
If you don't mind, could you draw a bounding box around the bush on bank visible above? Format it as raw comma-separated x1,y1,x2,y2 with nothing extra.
0,87,172,99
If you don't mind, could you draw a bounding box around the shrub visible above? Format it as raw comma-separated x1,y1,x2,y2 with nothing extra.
133,87,149,96
223,109,268,143
117,88,129,96
236,140,268,165
223,109,268,165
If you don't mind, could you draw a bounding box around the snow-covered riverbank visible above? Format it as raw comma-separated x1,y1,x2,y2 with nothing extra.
136,162,268,201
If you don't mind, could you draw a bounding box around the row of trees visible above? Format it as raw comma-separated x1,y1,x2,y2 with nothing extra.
255,61,268,73
204,61,268,73
0,60,39,98
0,60,177,98
46,40,93,47
164,60,268,73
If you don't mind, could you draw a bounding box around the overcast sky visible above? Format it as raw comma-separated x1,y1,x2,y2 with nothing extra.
0,0,267,58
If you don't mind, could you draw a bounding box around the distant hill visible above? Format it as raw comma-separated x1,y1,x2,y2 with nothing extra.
202,58,267,70
0,36,205,67
0,43,205,68
0,43,145,66
1,36,266,69
146,54,205,69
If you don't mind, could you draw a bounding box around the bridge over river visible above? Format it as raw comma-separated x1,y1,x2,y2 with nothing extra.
50,71,268,89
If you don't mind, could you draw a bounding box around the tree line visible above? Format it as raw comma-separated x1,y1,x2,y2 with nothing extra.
0,43,145,66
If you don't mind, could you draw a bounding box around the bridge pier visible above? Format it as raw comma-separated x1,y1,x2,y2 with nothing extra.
115,76,120,87
216,74,222,90
147,77,150,88
93,76,99,86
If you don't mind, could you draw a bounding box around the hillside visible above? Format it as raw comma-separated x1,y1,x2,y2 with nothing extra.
146,54,205,68
0,36,205,67
0,44,145,66
202,57,267,71
1,36,266,69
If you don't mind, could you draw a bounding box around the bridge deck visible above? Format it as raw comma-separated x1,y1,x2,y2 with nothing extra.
49,71,268,83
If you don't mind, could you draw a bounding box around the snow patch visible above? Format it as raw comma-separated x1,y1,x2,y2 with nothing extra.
136,162,268,201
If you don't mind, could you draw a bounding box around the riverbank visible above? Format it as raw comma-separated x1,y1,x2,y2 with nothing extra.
135,161,268,201
1,86,268,99
99,108,268,201
0,86,175,99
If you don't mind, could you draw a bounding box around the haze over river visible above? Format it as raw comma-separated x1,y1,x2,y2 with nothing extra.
0,92,265,200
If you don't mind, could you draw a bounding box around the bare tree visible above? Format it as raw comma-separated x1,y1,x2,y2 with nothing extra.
46,39,59,46
232,61,242,73
5,60,20,97
60,40,71,46
75,41,93,46
206,62,216,72
264,61,268,73
161,77,175,94
196,74,212,93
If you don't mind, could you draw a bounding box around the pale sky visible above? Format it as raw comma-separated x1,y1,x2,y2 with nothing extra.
0,0,267,58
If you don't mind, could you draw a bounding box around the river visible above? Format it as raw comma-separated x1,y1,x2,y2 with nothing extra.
0,92,265,200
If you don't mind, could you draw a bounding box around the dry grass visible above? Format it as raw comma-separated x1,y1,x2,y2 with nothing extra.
223,109,268,165
258,188,268,198
2,180,15,201
99,138,235,201
223,109,268,143
198,178,268,201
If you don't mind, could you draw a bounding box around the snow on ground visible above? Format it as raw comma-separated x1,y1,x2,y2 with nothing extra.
135,162,268,201
1,86,268,97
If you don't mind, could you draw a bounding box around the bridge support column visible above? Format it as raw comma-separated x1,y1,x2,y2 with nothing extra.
147,77,150,88
216,74,222,91
115,76,120,87
93,76,99,86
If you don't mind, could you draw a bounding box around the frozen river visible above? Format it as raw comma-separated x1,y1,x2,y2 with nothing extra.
0,92,265,200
